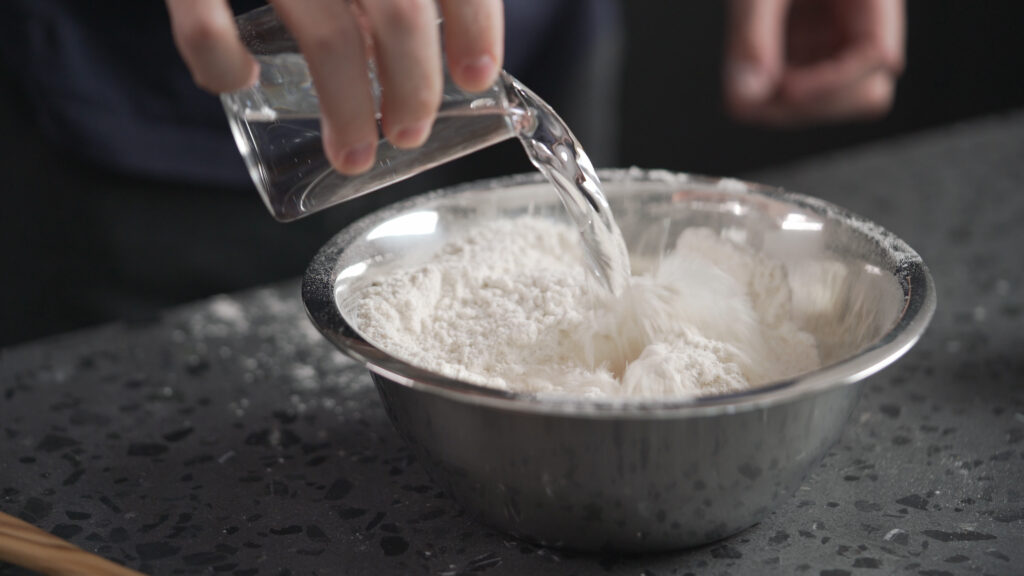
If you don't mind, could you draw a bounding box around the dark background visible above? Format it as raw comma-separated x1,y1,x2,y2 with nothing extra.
2,1,1023,346
617,2,1024,175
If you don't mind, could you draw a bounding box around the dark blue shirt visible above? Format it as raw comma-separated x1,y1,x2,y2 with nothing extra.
0,1,609,188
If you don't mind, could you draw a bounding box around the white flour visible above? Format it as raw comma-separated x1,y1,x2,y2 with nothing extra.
351,217,819,399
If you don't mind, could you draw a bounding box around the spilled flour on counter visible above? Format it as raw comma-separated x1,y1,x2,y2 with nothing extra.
351,217,819,399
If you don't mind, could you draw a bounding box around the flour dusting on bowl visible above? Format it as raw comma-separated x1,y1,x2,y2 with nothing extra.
351,216,819,399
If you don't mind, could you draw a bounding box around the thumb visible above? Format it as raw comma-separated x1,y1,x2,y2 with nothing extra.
725,0,788,106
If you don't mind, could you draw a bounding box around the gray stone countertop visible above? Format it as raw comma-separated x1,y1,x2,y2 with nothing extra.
2,111,1023,575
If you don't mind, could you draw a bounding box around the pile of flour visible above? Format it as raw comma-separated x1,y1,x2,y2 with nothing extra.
350,217,819,399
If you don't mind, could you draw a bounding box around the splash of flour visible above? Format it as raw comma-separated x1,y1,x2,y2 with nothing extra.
351,217,818,399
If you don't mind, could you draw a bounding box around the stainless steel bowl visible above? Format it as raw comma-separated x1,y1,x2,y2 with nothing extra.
302,169,935,551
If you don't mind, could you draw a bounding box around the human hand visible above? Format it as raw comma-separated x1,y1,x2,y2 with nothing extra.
166,0,504,174
724,0,905,126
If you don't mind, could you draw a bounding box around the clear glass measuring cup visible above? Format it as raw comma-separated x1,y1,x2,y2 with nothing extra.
221,6,532,222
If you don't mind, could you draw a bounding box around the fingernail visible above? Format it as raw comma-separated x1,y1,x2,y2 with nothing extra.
392,120,431,148
244,59,261,89
458,55,497,88
729,62,772,103
340,141,376,173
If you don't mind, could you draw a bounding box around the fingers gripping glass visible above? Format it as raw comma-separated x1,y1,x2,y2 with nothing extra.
221,5,521,222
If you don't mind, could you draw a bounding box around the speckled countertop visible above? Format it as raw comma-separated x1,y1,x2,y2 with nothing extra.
2,112,1023,575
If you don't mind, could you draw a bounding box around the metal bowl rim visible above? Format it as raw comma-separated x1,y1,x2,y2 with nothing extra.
302,168,936,418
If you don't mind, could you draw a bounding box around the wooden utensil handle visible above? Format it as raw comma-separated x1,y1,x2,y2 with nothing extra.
0,510,145,576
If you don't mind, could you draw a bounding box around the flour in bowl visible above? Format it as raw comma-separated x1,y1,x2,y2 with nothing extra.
350,217,819,399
